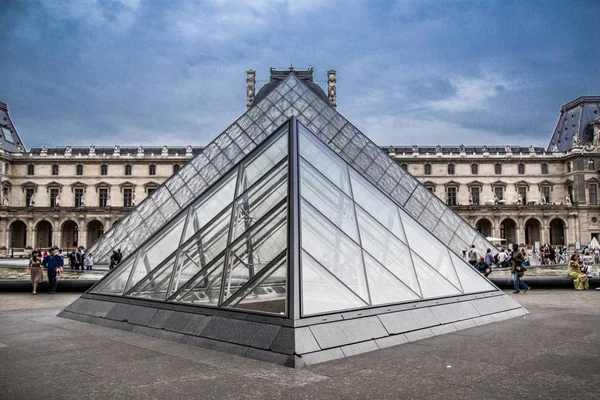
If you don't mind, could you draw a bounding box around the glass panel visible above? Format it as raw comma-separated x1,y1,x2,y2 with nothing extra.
127,254,177,300
171,255,225,306
350,169,405,241
188,174,236,234
237,128,288,196
411,252,461,299
222,206,287,303
173,185,195,208
91,256,136,295
363,252,420,305
125,214,186,292
299,158,359,242
301,251,367,316
299,124,351,195
231,162,287,240
173,208,232,295
226,257,287,315
301,200,369,303
450,251,496,294
400,209,462,291
355,207,421,296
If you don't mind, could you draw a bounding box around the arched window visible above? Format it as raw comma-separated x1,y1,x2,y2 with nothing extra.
471,164,478,174
52,164,59,176
76,164,83,176
518,163,525,175
495,163,502,175
541,163,548,175
173,164,181,174
100,164,108,175
125,164,132,176
149,164,156,176
447,164,455,175
424,164,431,175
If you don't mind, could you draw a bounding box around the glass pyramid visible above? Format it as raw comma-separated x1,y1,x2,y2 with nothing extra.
89,116,499,319
86,73,497,266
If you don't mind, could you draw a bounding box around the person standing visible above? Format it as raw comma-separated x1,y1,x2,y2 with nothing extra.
84,252,94,271
42,247,64,294
484,248,495,268
467,245,478,267
28,250,43,295
510,248,530,294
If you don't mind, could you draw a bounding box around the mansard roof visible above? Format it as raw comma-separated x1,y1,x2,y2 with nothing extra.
0,101,27,153
547,96,600,152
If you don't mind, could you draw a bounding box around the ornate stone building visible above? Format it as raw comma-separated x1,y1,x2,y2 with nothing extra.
1,77,598,254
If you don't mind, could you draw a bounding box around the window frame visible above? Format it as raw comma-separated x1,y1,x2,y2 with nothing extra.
99,188,109,207
424,163,431,175
541,163,548,175
27,164,34,176
590,183,598,205
470,163,478,175
517,163,525,175
149,164,156,176
123,188,133,207
51,164,59,176
494,163,502,175
76,164,84,176
125,164,132,176
447,163,455,175
100,164,108,176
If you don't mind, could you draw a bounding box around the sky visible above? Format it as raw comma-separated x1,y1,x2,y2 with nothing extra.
1,0,599,149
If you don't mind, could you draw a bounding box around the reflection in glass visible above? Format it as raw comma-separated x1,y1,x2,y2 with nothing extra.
350,169,405,241
298,124,351,195
363,253,420,305
355,207,421,296
92,256,136,295
411,251,461,299
127,255,177,300
299,158,359,242
301,200,370,303
449,251,495,294
301,251,367,316
171,255,225,306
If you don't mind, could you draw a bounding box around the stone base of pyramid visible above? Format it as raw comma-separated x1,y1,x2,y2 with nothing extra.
59,291,526,368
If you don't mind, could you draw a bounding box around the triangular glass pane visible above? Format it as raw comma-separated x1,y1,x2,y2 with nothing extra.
350,169,405,241
185,174,237,242
411,251,461,299
449,251,497,294
222,205,288,303
236,127,288,196
301,199,370,304
363,252,420,305
125,214,186,292
91,256,136,295
299,157,359,242
400,209,462,292
231,161,287,241
126,254,177,300
225,256,287,315
298,123,351,195
301,250,367,316
170,255,225,306
355,206,421,296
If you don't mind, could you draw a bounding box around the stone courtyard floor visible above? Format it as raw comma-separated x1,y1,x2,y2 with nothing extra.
0,290,599,400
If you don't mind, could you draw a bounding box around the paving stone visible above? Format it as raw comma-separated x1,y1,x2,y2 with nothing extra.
269,327,295,354
147,309,174,329
431,324,458,336
405,328,435,342
429,301,480,324
375,334,409,349
200,316,280,349
309,316,388,349
153,330,184,343
245,347,294,366
469,295,521,316
340,340,379,357
71,298,116,318
164,311,211,336
492,311,514,322
300,348,345,366
295,327,321,354
97,318,135,332
453,318,477,331
181,335,249,357
377,308,440,334
132,325,159,337
105,303,158,326
472,315,496,326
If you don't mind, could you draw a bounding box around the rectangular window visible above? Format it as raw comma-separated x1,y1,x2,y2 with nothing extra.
494,186,504,201
123,188,133,207
542,186,551,204
518,164,525,175
75,188,84,207
26,188,34,207
101,165,108,175
76,165,83,175
50,188,59,207
494,164,502,175
425,186,434,192
149,165,156,175
471,164,478,174
52,165,59,176
125,165,132,176
541,164,548,174
518,186,527,204
99,188,108,207
4,163,8,175
470,187,480,205
27,164,34,175
590,184,598,205
147,188,156,196
446,187,457,206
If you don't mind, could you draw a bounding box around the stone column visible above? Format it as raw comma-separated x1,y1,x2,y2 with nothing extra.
28,219,35,249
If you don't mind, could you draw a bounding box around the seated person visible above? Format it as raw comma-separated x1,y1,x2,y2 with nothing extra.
567,254,589,290
475,256,491,277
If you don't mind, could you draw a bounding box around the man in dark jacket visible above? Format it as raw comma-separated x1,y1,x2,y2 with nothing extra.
42,247,64,294
510,248,530,294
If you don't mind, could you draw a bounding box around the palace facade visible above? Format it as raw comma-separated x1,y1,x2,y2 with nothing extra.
1,72,599,254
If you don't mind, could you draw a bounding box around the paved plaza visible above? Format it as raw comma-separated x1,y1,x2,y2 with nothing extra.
0,290,598,399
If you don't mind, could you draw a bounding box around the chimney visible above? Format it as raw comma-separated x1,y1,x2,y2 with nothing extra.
327,70,337,108
246,70,256,109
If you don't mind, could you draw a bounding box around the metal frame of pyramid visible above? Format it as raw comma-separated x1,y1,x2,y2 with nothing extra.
60,73,527,367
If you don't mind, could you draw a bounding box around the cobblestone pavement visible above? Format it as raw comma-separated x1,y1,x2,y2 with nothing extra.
1,290,599,400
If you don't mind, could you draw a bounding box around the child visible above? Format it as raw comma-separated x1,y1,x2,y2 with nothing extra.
84,253,94,271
